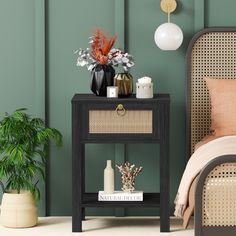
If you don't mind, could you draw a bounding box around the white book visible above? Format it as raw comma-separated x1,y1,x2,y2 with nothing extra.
98,191,143,201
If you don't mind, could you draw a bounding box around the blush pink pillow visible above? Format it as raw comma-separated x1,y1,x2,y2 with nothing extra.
205,77,236,137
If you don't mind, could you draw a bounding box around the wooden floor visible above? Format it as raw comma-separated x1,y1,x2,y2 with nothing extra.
0,217,194,236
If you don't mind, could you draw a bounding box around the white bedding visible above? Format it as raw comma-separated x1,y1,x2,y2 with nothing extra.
174,135,236,217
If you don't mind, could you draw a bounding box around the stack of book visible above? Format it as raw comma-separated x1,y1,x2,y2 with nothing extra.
98,191,143,201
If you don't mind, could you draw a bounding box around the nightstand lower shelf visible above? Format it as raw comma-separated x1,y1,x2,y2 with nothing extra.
82,193,160,208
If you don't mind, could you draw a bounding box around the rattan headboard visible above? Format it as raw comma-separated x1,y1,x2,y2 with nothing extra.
186,28,236,159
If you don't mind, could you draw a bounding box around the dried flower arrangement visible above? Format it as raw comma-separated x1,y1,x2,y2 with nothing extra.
75,29,134,72
116,162,143,193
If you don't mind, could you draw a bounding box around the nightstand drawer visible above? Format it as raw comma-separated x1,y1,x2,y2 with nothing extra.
89,109,152,134
79,101,161,141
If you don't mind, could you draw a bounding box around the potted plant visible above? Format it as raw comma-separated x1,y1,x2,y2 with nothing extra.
0,109,62,228
75,29,134,96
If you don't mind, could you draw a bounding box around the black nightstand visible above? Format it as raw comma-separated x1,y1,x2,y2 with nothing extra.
72,94,170,232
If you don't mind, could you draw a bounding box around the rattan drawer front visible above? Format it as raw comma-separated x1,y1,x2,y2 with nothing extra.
89,110,152,134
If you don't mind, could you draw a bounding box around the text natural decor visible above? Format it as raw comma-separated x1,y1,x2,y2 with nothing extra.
75,29,134,96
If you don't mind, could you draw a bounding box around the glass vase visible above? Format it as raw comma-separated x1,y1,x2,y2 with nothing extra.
114,73,133,97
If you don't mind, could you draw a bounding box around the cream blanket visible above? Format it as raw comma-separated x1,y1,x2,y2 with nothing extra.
174,135,236,217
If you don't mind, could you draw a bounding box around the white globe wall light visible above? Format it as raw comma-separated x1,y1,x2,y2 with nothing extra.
154,0,183,50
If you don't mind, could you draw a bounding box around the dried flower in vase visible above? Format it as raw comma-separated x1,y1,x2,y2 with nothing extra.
75,29,135,72
90,29,117,65
116,162,143,193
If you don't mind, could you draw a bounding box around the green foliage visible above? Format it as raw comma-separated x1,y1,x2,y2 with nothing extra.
0,108,62,200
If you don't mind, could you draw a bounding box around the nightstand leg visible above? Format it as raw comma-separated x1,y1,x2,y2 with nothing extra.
72,140,85,232
72,208,82,232
160,191,170,232
82,208,85,220
160,102,170,232
160,148,170,232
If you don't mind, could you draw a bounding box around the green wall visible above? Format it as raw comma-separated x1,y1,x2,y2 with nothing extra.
0,0,45,216
0,0,236,216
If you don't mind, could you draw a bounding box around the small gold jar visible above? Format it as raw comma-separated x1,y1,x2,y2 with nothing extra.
114,73,133,97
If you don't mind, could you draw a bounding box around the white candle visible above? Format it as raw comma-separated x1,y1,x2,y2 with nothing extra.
107,86,118,98
138,76,152,84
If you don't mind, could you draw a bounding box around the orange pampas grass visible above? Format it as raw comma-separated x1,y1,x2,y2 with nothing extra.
91,29,117,64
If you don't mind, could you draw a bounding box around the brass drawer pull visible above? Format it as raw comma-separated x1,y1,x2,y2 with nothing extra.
116,104,126,116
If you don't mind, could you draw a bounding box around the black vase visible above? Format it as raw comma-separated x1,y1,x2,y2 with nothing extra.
91,64,115,96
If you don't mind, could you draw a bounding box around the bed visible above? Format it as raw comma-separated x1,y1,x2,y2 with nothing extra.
185,28,236,236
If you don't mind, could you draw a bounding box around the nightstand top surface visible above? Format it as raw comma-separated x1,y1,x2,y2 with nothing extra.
72,93,170,102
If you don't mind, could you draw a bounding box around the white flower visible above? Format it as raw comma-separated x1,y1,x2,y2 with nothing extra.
75,42,135,72
122,57,129,63
77,59,88,67
87,64,95,71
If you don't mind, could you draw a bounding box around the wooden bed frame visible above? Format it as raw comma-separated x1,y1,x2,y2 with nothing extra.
186,28,236,236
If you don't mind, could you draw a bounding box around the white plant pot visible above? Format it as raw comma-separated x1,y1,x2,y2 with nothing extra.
0,191,37,228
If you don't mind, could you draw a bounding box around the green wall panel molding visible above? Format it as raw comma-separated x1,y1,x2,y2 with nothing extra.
34,0,46,217
35,0,46,118
194,0,205,32
114,0,126,217
115,0,125,50
205,0,236,27
115,144,126,217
